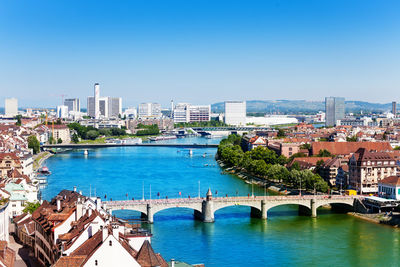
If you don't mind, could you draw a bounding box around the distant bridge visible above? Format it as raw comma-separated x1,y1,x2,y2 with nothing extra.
192,126,276,131
104,192,360,223
42,143,219,149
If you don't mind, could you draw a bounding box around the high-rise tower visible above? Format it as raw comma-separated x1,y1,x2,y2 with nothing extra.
94,83,100,119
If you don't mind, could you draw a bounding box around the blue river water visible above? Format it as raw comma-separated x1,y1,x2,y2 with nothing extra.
41,137,400,267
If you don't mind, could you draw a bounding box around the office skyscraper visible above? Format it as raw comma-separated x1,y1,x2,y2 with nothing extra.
325,97,345,127
224,101,246,126
94,83,100,119
4,98,18,117
64,98,80,112
392,101,397,116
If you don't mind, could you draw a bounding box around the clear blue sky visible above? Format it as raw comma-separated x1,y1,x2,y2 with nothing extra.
1,0,399,108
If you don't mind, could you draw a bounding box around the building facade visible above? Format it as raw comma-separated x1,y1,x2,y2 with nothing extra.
5,98,18,117
138,103,162,119
325,97,345,127
224,101,246,126
64,98,80,113
56,105,69,119
349,148,397,194
379,176,400,200
173,103,210,123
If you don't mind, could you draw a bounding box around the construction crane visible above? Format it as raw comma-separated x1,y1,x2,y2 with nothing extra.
51,94,68,105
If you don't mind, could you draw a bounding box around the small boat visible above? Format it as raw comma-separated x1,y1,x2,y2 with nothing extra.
84,149,89,155
203,153,206,158
38,166,51,175
189,149,193,156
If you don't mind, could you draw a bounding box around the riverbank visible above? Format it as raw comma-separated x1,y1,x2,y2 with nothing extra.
33,151,53,171
217,159,293,195
349,212,400,228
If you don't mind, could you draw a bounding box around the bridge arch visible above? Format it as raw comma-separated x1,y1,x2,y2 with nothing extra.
213,202,262,214
151,205,202,216
315,199,355,211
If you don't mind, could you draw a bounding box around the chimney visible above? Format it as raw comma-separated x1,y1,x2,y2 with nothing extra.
171,259,175,267
57,199,61,211
73,186,77,192
102,226,108,242
113,226,119,239
96,197,101,210
79,190,82,195
76,202,83,221
88,208,92,217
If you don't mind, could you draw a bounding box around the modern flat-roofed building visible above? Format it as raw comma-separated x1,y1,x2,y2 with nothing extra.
173,103,210,123
108,97,122,118
64,98,80,113
224,101,246,126
87,96,95,118
325,97,345,127
138,103,161,119
5,98,18,117
56,105,69,119
392,101,397,117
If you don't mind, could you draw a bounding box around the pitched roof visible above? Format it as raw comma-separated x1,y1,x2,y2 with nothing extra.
379,176,400,186
136,240,168,267
54,256,86,267
311,142,392,156
70,230,103,257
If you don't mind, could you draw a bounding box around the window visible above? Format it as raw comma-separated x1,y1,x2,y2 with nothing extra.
95,260,98,266
109,240,112,246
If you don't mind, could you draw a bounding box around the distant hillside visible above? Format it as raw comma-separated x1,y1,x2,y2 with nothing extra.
211,100,393,114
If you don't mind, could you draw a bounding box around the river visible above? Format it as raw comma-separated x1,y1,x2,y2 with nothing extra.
41,137,400,266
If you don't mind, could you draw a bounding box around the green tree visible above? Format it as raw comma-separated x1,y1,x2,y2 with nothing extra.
86,130,99,140
28,135,40,154
249,159,268,177
57,138,62,144
300,143,311,150
72,133,79,144
23,201,41,214
277,128,286,138
346,136,357,142
15,115,22,126
267,164,290,183
317,149,332,157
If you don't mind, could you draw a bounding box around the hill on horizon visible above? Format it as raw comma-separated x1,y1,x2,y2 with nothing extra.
211,100,393,114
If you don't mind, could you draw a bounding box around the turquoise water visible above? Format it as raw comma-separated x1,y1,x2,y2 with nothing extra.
42,137,400,267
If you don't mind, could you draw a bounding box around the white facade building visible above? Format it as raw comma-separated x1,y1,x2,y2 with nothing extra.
56,105,69,119
87,96,95,118
5,98,18,117
94,83,100,119
99,97,109,118
138,103,162,119
224,101,246,126
123,108,137,119
379,176,400,200
0,202,9,242
173,103,210,123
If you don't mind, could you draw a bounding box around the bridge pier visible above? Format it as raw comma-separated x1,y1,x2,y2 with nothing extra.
202,200,214,222
311,199,317,218
250,200,267,220
147,204,154,224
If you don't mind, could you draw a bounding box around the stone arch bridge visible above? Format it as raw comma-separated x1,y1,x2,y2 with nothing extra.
104,192,360,223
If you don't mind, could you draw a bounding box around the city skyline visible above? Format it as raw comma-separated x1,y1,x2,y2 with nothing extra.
1,0,400,107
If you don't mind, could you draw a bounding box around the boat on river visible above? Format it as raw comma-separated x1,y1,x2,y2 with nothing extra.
37,166,51,175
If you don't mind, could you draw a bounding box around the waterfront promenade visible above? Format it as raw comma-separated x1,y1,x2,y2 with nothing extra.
105,193,360,223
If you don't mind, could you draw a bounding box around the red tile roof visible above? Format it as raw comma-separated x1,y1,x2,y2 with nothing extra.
311,142,392,156
379,176,400,186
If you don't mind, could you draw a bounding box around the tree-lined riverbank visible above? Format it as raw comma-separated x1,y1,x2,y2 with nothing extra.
217,135,329,193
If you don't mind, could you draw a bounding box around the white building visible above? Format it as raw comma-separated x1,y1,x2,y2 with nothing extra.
138,103,161,119
224,101,246,126
173,103,210,123
0,202,9,242
99,97,109,118
94,83,100,119
56,105,69,119
64,98,80,113
123,108,137,119
379,176,400,200
5,98,18,117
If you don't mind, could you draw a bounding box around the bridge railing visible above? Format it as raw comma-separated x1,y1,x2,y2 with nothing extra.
104,195,359,206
